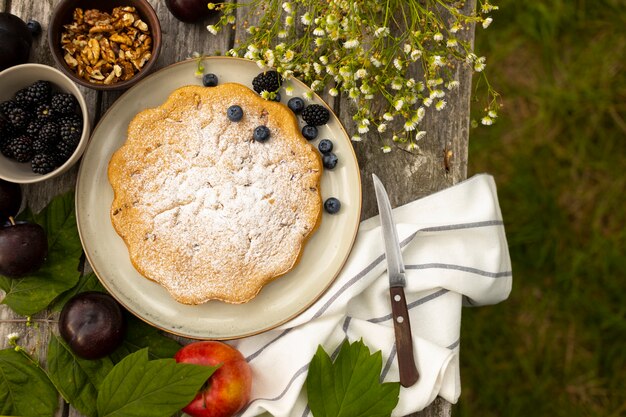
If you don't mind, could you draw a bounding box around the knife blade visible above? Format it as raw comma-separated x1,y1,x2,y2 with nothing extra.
372,174,419,388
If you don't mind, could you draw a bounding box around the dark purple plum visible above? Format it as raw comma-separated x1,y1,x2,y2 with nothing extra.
59,292,126,359
165,0,215,23
0,220,47,277
0,13,35,71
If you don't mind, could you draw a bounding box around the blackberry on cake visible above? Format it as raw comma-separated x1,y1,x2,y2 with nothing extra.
301,104,330,126
252,70,282,95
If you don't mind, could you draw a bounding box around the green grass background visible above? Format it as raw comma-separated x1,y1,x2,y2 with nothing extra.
456,1,626,416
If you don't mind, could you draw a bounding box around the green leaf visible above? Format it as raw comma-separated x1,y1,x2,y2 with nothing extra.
0,192,82,315
306,340,400,417
50,272,106,312
109,313,182,363
47,334,114,417
97,348,217,417
0,348,59,417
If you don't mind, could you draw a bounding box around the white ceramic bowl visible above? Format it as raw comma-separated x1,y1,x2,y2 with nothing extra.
0,63,90,183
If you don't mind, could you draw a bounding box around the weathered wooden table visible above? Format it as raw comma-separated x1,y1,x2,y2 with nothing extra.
1,0,475,416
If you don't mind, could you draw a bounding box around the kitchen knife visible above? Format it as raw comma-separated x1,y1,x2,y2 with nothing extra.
372,174,419,387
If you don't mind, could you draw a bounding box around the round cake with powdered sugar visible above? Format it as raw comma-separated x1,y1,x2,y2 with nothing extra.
108,83,322,304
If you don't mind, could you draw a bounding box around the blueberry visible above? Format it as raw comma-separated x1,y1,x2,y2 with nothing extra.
287,97,305,114
202,73,219,87
318,139,333,154
253,125,270,142
324,197,341,214
227,105,243,122
322,152,338,169
302,125,318,141
271,92,281,102
27,20,42,37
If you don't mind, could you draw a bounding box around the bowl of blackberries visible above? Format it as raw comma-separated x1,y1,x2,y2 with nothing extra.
0,63,90,183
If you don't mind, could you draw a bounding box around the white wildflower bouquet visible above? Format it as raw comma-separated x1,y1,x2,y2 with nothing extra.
204,0,500,151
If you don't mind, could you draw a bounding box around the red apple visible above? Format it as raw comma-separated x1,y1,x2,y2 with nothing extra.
175,341,252,417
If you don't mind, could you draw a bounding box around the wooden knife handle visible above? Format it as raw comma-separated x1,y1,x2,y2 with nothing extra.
389,286,419,387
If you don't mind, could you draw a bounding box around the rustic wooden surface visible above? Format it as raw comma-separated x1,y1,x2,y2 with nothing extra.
1,0,476,416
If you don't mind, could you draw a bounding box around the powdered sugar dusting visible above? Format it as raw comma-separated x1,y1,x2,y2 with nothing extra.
109,84,322,304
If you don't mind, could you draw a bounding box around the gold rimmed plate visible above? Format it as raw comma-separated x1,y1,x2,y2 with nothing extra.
76,57,361,339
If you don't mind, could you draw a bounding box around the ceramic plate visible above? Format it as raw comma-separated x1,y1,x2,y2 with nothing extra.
76,57,361,339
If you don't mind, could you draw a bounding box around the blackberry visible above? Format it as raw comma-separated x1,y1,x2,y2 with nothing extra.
324,197,341,214
0,140,14,159
35,103,55,121
31,153,57,175
59,113,82,128
1,116,18,140
38,121,59,144
58,115,82,144
26,81,53,106
13,88,34,110
26,119,44,138
7,107,30,131
32,138,52,154
0,118,17,156
0,100,18,117
55,140,76,164
51,93,78,115
7,135,34,162
252,71,282,95
301,104,330,126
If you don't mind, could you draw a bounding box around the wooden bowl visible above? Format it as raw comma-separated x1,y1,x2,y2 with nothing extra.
48,0,162,91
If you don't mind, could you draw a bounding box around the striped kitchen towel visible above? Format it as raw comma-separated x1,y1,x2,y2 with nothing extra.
231,173,512,417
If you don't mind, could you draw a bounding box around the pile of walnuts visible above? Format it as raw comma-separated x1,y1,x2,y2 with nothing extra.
61,7,152,85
